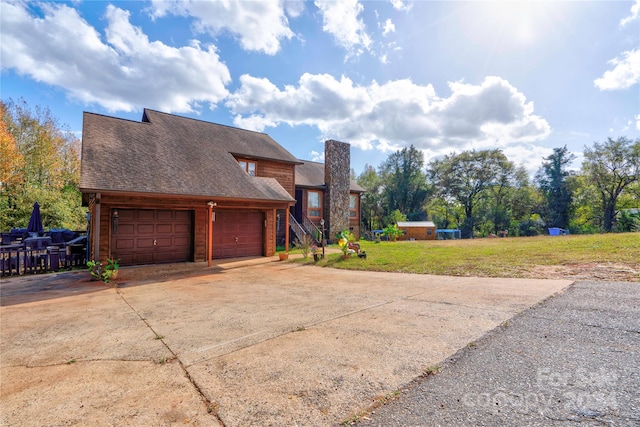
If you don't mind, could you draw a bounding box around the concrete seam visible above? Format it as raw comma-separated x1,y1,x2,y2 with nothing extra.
187,289,440,366
115,288,227,427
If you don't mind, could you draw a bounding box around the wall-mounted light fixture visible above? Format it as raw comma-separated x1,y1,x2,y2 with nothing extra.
112,209,119,234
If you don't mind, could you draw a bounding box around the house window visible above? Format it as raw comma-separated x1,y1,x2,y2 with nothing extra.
308,191,322,218
238,160,257,176
349,194,357,218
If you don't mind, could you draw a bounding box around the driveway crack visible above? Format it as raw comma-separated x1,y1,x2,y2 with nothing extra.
115,288,226,427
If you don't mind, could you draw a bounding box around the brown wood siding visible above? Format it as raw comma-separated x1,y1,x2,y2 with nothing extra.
398,226,437,241
193,208,207,262
90,192,288,264
349,224,361,240
265,209,276,256
259,161,296,197
99,204,110,262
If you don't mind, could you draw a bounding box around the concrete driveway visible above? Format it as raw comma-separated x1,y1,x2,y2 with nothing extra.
0,259,571,426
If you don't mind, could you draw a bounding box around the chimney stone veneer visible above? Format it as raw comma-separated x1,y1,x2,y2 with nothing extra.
324,139,350,240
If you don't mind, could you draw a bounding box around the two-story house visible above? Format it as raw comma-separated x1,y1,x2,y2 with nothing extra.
80,109,361,266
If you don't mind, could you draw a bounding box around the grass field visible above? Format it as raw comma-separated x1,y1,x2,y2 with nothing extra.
295,233,640,281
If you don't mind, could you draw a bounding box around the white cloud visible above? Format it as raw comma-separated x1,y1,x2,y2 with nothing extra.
503,144,555,177
620,0,640,26
0,2,230,113
594,49,640,90
390,0,412,12
636,114,640,131
227,73,550,156
310,150,324,162
314,0,371,55
284,0,306,19
149,0,296,55
381,18,395,36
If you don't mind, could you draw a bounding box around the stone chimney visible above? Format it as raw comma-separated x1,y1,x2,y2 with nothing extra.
324,140,350,241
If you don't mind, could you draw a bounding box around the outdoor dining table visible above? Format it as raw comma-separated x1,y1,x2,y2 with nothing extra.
23,236,53,250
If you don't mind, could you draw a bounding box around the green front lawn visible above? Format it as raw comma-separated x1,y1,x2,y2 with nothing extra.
292,233,640,280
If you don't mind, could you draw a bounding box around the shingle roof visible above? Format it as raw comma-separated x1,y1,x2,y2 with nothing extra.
80,109,297,202
295,160,365,192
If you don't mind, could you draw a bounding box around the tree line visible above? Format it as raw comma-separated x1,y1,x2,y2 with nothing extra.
1,99,86,231
1,99,638,237
357,140,640,238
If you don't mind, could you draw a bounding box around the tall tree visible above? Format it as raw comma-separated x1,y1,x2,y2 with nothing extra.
569,174,601,233
426,197,463,230
483,156,516,234
0,99,84,231
356,164,383,232
582,137,640,232
0,105,24,192
535,146,576,229
510,166,540,222
378,145,430,219
429,149,512,238
0,104,25,227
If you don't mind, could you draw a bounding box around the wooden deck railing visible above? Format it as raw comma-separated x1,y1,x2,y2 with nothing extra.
0,245,85,277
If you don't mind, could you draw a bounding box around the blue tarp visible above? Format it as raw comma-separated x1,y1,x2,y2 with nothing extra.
548,228,568,236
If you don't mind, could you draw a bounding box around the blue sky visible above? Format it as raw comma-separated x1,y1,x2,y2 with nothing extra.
2,0,639,177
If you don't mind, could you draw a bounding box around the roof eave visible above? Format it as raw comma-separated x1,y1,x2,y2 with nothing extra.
229,151,303,165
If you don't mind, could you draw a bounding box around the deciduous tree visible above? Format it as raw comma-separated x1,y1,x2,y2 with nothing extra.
535,146,576,230
378,145,430,219
429,149,512,238
0,104,24,192
582,137,640,232
0,99,84,231
357,164,384,232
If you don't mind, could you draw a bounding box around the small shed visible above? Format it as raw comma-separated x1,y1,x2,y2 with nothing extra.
397,221,437,241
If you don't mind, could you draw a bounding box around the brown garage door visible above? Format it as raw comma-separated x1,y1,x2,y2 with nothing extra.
212,210,263,259
112,209,193,265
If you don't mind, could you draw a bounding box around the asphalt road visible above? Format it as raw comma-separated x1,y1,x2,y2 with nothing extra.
359,280,640,426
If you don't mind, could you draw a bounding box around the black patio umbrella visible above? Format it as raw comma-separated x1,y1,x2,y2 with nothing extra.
27,202,44,235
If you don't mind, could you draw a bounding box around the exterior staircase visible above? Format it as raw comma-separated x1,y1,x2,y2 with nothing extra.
289,212,322,245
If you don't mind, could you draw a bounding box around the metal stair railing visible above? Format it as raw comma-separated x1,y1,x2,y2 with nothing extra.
289,213,307,242
301,215,322,243
289,213,322,244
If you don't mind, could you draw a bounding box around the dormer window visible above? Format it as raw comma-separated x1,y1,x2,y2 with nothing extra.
238,160,257,176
